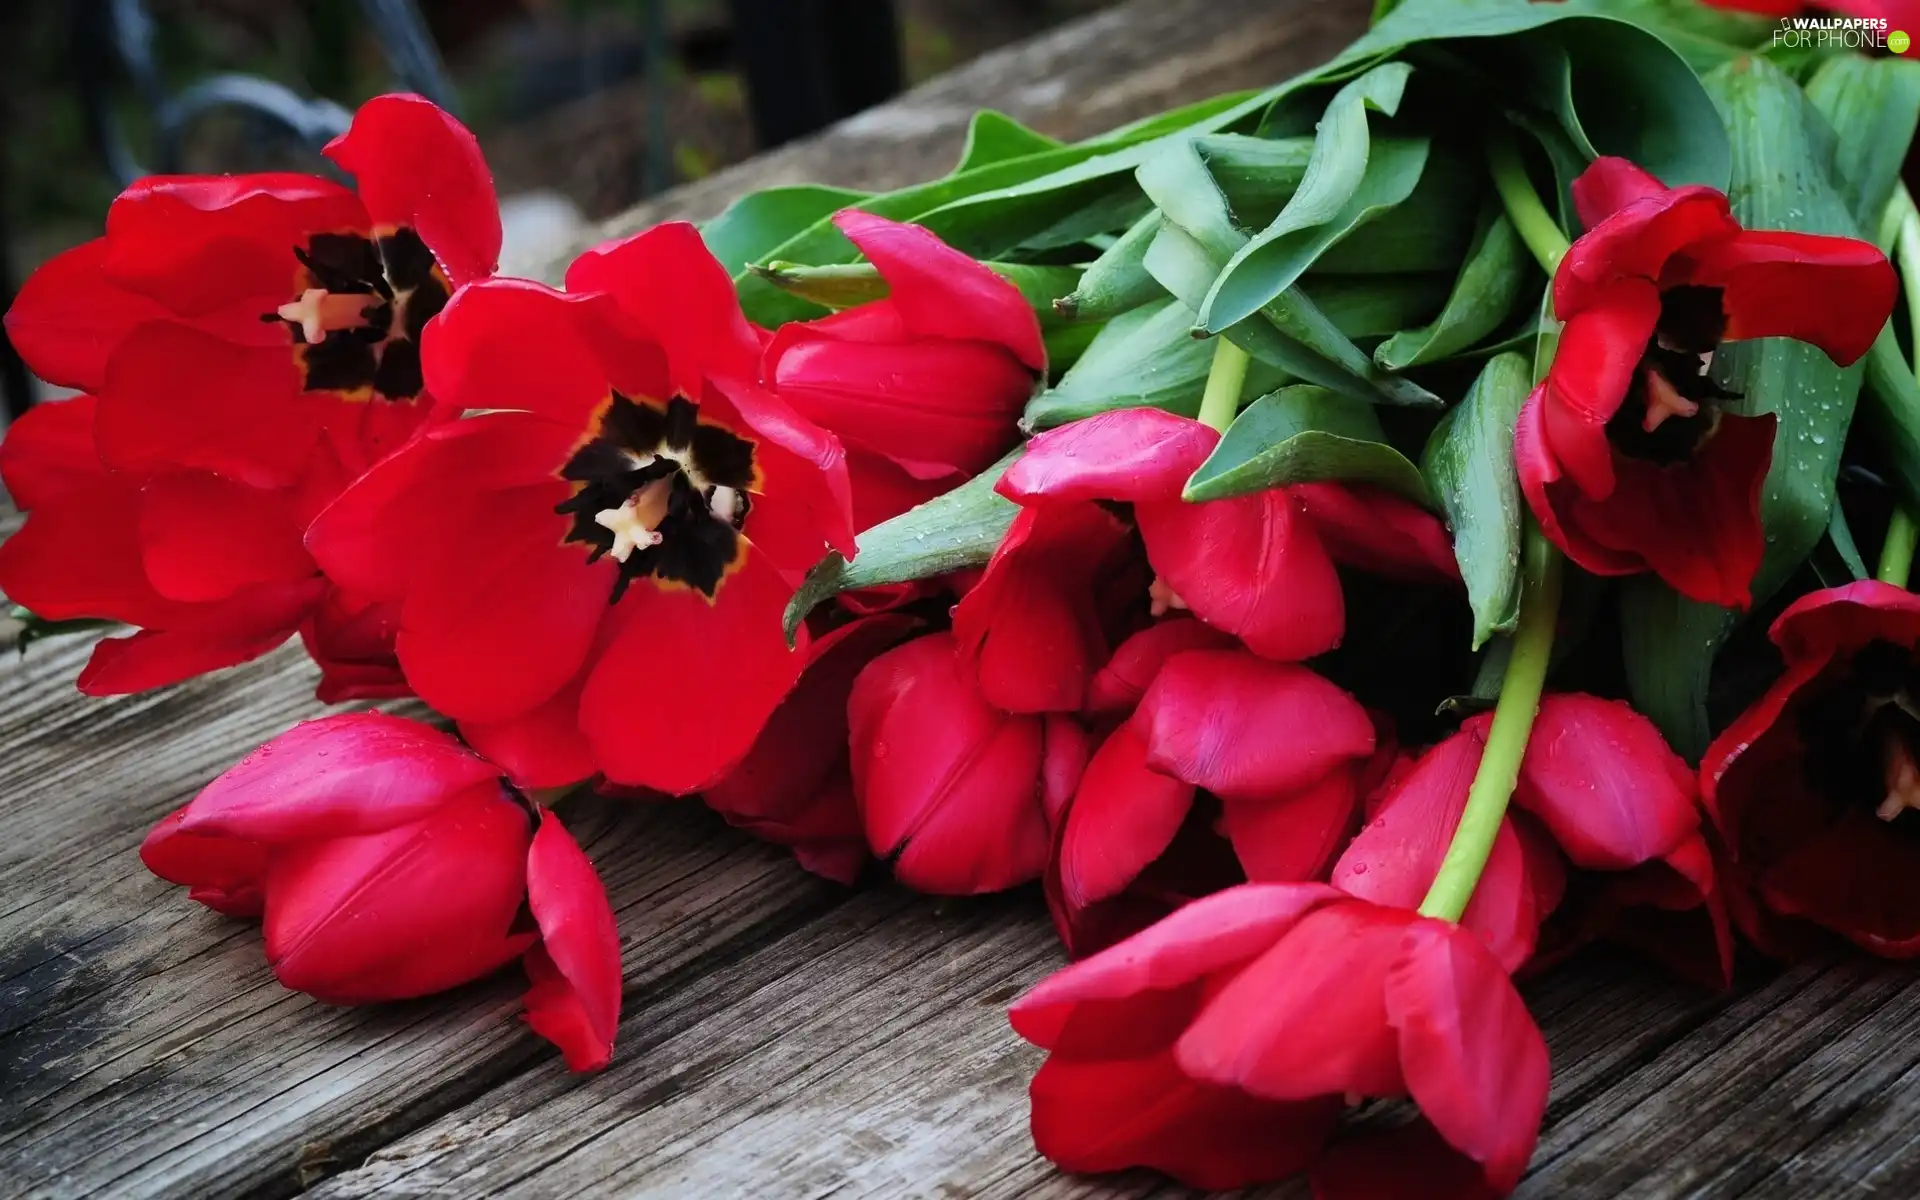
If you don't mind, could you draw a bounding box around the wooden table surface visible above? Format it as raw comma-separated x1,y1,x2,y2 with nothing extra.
5,1,1920,1196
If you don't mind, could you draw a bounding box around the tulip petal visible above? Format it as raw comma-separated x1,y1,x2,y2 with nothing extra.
397,482,611,723
1221,766,1361,883
139,473,314,603
77,577,328,695
1555,184,1737,316
306,409,584,600
702,612,920,881
1771,578,1920,667
1675,228,1896,368
1138,491,1345,662
1176,901,1408,1100
1565,411,1774,608
954,503,1129,714
1330,729,1545,972
3,241,176,393
1386,918,1551,1194
323,94,502,286
180,711,504,842
1758,808,1920,958
582,545,806,795
460,674,598,792
1570,156,1672,230
0,394,104,510
1134,650,1375,801
1010,881,1344,1046
847,634,1049,894
140,805,268,917
263,784,533,1003
1059,727,1198,910
1030,1052,1338,1190
1510,693,1701,870
565,221,762,393
998,408,1216,504
834,210,1046,371
1538,281,1661,500
97,323,318,489
1291,482,1460,583
1086,619,1240,715
0,479,189,626
768,334,1032,477
421,278,630,427
523,809,623,1071
101,173,370,320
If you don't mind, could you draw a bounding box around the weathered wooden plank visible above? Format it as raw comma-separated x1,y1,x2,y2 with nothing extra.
301,921,1731,1199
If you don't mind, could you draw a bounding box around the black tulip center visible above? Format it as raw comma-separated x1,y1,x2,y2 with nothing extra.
556,393,757,603
261,227,450,402
1606,284,1739,464
1799,639,1920,832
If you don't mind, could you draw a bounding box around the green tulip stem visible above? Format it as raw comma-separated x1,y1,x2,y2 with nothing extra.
1196,336,1251,433
1879,510,1917,589
1419,521,1563,923
1486,128,1570,276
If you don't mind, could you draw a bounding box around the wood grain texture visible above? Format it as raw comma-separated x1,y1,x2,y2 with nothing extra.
7,0,1920,1196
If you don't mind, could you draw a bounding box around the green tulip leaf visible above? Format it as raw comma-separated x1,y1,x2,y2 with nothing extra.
1374,206,1535,370
1199,62,1414,333
1184,384,1431,506
1054,210,1164,323
1803,54,1920,232
955,111,1063,172
1422,352,1531,648
782,453,1021,642
1330,0,1730,190
1024,298,1289,430
701,185,870,278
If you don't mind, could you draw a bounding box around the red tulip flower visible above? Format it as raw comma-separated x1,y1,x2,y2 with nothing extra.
847,632,1085,894
140,713,621,1071
308,222,855,795
0,95,498,696
702,612,921,883
994,408,1457,665
1055,647,1375,939
0,393,404,696
1011,883,1550,1196
765,211,1045,530
8,93,499,472
1515,156,1894,608
1335,693,1727,979
1703,581,1920,958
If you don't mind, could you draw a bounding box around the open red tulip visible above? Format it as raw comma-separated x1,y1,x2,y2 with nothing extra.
308,222,855,796
1704,581,1920,959
1011,883,1550,1197
1515,156,1894,608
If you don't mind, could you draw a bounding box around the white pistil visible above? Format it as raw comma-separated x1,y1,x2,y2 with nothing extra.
1148,577,1189,618
594,479,673,562
1642,369,1700,434
277,288,373,344
1878,735,1920,822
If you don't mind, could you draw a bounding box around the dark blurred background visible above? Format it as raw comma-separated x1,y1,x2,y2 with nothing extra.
0,0,1118,415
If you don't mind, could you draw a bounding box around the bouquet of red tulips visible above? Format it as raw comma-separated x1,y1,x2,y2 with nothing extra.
5,0,1918,1193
